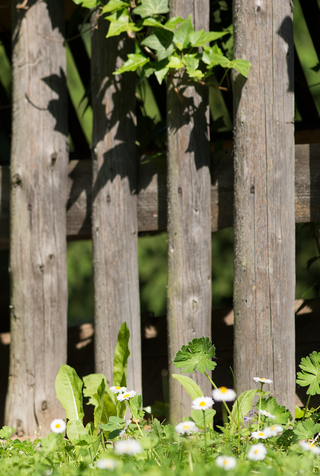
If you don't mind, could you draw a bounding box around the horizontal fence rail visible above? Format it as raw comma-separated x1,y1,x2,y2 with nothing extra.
0,143,319,249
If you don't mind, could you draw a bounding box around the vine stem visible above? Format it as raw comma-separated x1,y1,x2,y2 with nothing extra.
204,372,238,425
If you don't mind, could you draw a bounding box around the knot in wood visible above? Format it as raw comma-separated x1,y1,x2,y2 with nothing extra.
107,195,111,203
41,400,47,411
12,174,21,188
178,187,182,195
39,264,44,272
51,153,57,166
28,204,32,211
250,185,255,194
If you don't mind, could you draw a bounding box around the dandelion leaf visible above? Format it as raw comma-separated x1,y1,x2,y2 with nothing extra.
191,409,216,430
296,351,320,396
293,419,320,441
173,337,216,374
255,396,292,425
172,374,203,400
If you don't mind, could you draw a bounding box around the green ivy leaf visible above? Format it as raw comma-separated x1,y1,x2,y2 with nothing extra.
73,0,98,7
173,337,216,374
293,419,320,440
106,9,137,37
115,54,150,74
167,54,183,69
173,15,194,50
183,54,203,79
141,29,174,61
255,396,292,425
297,351,320,396
133,0,169,18
229,59,251,78
102,0,129,13
189,29,228,47
142,18,164,29
202,48,231,69
164,16,184,30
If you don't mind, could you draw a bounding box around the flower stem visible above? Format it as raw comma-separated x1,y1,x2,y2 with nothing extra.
257,384,263,431
204,371,237,425
303,394,311,421
203,410,207,464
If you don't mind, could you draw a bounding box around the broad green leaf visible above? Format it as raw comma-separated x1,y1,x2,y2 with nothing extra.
189,29,228,47
167,54,183,69
173,337,216,374
202,48,231,69
173,15,194,50
106,9,137,37
183,54,200,78
297,351,320,395
255,396,292,425
130,395,145,420
229,59,251,78
73,0,98,6
102,0,129,13
67,420,96,446
133,0,169,18
83,374,106,436
140,436,159,449
102,392,117,422
113,322,130,387
99,416,126,432
55,365,84,422
40,432,59,454
293,419,320,440
0,426,15,440
295,406,305,420
172,374,203,400
141,29,174,61
142,18,164,29
115,54,150,74
151,418,163,439
164,16,184,30
191,409,216,429
229,389,257,431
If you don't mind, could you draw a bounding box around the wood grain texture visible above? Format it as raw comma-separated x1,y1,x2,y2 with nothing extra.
0,144,319,249
90,15,141,393
5,0,68,436
232,0,296,412
166,0,212,423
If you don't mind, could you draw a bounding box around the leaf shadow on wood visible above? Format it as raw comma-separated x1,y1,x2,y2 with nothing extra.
277,16,294,93
67,161,92,239
42,68,68,136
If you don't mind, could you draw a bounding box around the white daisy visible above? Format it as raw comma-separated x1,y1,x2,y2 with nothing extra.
175,421,199,435
300,441,320,454
119,419,132,437
117,390,137,402
247,443,267,461
265,425,283,436
259,409,276,420
253,377,273,384
215,456,237,470
114,439,143,455
97,459,118,469
251,428,271,439
110,386,127,394
50,419,66,434
191,396,214,410
212,387,236,402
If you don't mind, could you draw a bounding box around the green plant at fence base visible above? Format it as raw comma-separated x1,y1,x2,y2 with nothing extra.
72,0,251,89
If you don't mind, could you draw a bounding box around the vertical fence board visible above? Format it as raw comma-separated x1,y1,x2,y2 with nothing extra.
91,17,141,394
167,0,212,422
232,0,295,412
5,0,68,435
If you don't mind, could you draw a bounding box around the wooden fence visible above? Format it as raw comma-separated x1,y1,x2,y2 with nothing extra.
0,0,319,436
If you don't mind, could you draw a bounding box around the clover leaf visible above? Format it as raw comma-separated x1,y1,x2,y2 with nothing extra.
255,396,292,425
173,337,216,374
296,351,320,396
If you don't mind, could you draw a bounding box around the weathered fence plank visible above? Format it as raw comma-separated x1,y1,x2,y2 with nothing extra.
232,0,295,411
166,0,212,422
90,15,141,393
5,1,68,436
0,144,319,249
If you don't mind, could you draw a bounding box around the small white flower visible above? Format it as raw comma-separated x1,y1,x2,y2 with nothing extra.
300,441,320,454
110,386,127,394
215,456,237,470
119,419,132,437
253,377,273,384
97,459,118,469
251,428,271,439
259,409,276,420
212,387,236,402
265,425,283,436
114,439,143,455
247,443,267,461
117,390,137,402
175,421,199,435
191,396,214,410
50,419,66,434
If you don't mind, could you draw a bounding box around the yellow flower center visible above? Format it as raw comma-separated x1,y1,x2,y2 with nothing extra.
261,378,265,381
199,401,206,407
116,386,121,390
254,449,258,454
124,394,130,398
183,425,189,429
259,432,264,436
220,387,227,393
224,460,228,465
55,424,61,428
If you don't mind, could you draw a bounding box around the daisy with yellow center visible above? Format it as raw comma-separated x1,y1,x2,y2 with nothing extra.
117,390,137,402
191,396,214,410
175,421,199,435
215,456,237,470
212,386,236,402
300,441,320,454
265,425,283,436
110,386,127,394
247,443,267,461
50,419,66,434
259,409,276,420
251,428,271,439
253,377,273,384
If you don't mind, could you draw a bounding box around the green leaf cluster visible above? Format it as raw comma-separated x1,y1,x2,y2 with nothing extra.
255,396,293,425
173,337,217,374
297,351,320,395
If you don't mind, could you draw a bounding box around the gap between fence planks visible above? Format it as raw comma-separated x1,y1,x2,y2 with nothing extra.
0,143,319,249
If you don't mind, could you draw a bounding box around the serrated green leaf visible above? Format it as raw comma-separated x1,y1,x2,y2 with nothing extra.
141,29,174,61
99,416,126,432
130,395,145,420
293,419,320,440
255,396,292,425
297,351,320,396
229,389,257,432
113,322,130,387
189,29,228,47
151,418,163,439
115,54,150,74
133,0,169,18
102,0,129,13
55,365,84,422
173,337,216,374
83,374,106,436
0,426,15,440
164,16,184,30
172,374,203,400
173,15,194,50
229,59,251,78
191,409,216,429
